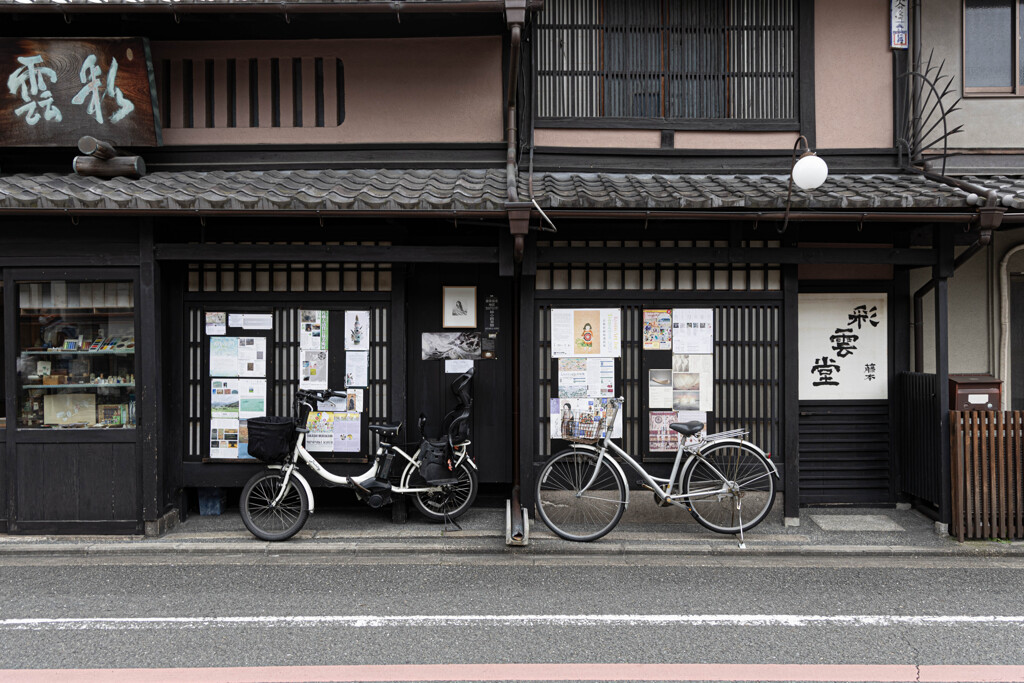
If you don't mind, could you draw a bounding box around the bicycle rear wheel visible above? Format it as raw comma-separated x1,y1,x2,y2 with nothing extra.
535,448,626,542
408,460,479,521
681,441,775,534
240,470,309,541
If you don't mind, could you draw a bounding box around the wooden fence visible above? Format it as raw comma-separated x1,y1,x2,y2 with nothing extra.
950,411,1024,541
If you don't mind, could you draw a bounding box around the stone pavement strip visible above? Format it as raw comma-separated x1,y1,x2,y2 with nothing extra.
0,504,1023,558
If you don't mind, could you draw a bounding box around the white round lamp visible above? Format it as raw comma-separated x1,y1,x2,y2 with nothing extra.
791,152,828,191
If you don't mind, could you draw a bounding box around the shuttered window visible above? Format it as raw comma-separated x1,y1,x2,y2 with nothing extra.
535,0,799,125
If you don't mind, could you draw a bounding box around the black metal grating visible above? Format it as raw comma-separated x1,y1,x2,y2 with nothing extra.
535,0,798,122
535,300,780,467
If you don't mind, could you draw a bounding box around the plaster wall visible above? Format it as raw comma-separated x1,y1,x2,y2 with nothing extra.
155,37,503,145
910,239,1005,382
813,0,894,149
921,0,1024,149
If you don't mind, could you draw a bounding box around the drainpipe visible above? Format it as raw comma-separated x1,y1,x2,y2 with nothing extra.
504,0,529,544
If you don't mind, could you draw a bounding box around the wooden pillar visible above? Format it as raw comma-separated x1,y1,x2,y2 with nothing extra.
517,234,537,509
3,269,15,530
935,227,953,526
138,219,162,526
390,265,407,426
783,263,800,522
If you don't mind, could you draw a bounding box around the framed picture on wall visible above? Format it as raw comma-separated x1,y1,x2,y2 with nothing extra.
443,286,477,328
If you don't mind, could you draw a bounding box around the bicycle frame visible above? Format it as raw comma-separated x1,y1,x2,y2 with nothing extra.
268,432,474,512
576,403,777,509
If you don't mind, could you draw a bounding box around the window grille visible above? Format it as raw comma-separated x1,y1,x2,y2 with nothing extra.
535,301,781,466
536,240,782,291
185,304,391,463
187,243,392,294
152,42,345,142
535,0,798,123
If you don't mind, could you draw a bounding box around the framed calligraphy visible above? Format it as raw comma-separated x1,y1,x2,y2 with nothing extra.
1,38,161,147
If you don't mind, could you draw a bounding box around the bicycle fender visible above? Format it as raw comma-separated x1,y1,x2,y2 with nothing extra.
701,438,780,478
563,444,631,509
268,466,316,514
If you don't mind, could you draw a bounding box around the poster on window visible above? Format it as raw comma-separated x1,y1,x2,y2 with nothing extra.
798,293,887,400
672,308,714,354
236,337,267,377
332,412,362,452
305,411,336,452
550,308,621,358
649,369,673,408
209,337,240,377
672,354,714,412
300,350,329,390
558,358,615,398
643,309,673,350
299,310,329,350
649,411,680,452
345,310,370,351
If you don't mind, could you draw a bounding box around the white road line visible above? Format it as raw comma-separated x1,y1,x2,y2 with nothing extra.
2,614,1024,631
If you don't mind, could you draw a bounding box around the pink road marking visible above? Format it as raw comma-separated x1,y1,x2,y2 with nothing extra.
3,663,1024,682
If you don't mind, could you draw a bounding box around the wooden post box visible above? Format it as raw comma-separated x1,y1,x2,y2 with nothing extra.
948,374,1002,411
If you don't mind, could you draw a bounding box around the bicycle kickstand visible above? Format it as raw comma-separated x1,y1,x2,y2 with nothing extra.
735,497,746,550
442,509,462,533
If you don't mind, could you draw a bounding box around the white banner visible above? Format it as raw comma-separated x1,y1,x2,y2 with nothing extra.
799,293,888,400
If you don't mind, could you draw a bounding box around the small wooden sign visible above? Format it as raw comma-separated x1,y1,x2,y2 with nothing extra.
1,37,161,147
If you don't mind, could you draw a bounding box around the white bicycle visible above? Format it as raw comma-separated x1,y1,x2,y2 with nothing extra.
240,369,478,541
535,396,778,545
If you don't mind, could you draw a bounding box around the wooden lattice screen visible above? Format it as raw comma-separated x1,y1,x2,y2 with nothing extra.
951,411,1024,541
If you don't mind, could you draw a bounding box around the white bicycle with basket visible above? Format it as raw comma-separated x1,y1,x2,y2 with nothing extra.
535,396,778,546
239,368,478,541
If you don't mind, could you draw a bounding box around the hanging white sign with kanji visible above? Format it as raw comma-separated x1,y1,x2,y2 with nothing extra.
798,293,888,400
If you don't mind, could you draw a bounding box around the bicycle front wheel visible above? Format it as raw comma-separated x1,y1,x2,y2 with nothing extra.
535,448,626,542
240,470,310,541
681,441,775,534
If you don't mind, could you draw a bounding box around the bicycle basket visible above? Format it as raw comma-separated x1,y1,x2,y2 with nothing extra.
246,416,297,463
561,415,607,445
560,401,620,445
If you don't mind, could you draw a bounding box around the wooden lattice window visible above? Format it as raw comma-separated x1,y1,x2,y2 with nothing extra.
535,0,799,124
535,240,782,292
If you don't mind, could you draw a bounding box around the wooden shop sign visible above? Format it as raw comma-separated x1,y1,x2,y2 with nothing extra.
1,37,161,147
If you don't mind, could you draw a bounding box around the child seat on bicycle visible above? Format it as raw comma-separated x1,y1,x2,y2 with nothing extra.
418,367,474,485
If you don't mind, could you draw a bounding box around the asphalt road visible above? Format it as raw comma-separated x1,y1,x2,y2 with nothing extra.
0,553,1023,679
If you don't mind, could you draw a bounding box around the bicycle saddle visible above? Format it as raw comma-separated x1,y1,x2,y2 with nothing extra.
368,423,402,436
669,421,704,437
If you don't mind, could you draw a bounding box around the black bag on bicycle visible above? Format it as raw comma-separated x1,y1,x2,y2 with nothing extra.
247,416,297,463
418,438,457,484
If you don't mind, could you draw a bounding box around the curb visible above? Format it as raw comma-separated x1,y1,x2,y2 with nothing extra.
0,537,1022,558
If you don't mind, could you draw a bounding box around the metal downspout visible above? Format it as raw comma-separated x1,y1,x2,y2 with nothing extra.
504,12,526,543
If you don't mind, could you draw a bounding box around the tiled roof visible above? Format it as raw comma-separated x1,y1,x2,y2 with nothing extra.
0,0,488,7
520,172,1024,211
0,0,477,5
0,169,510,213
1,168,1022,215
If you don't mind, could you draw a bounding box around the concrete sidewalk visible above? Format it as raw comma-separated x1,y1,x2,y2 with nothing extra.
1,497,1022,558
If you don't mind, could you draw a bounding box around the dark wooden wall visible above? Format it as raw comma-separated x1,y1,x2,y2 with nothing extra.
405,263,514,484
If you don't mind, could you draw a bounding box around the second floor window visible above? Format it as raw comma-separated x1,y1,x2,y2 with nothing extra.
964,0,1023,94
535,0,799,126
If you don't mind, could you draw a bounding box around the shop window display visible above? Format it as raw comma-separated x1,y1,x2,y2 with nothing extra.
17,281,136,429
